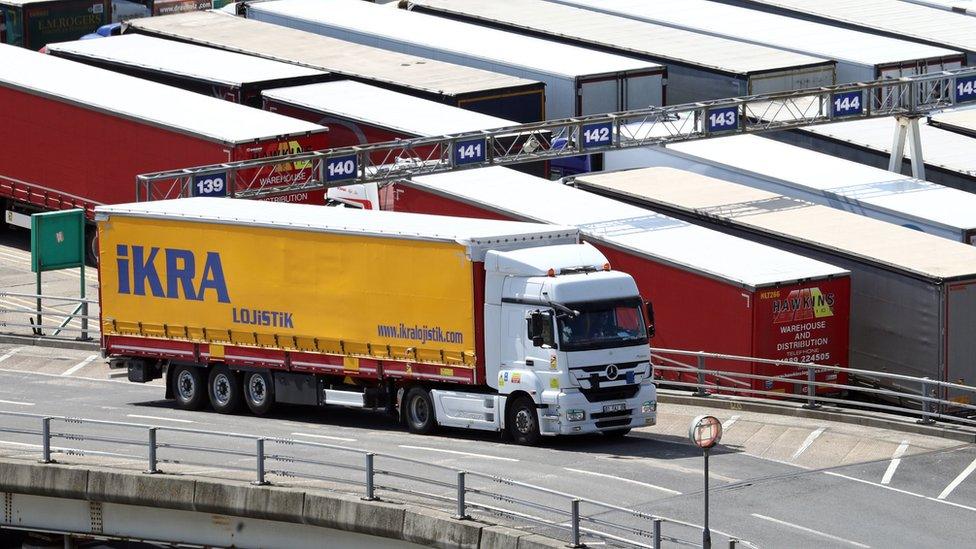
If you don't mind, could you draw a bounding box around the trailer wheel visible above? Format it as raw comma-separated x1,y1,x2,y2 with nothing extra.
506,396,540,445
85,225,99,267
404,387,437,435
172,365,206,411
602,428,631,439
243,371,274,416
208,365,242,414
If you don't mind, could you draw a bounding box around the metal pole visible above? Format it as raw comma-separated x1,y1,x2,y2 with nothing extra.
363,453,377,501
455,471,469,520
803,365,820,409
918,377,936,425
703,448,711,549
79,258,88,341
693,353,709,397
728,539,738,549
145,428,158,474
34,270,42,335
570,498,582,548
252,438,268,485
652,518,662,549
40,417,52,464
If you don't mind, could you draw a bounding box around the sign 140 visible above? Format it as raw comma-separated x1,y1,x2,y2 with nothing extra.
706,106,738,133
325,155,358,182
831,91,863,117
956,75,976,103
192,172,227,197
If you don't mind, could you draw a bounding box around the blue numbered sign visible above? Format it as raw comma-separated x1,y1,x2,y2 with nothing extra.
831,91,863,117
581,121,613,149
956,75,976,103
454,138,487,165
325,154,358,182
192,172,227,197
705,106,738,133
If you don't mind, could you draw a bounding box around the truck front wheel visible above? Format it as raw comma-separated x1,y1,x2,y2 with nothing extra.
208,365,242,414
404,387,437,435
506,396,540,445
172,365,206,411
243,371,275,415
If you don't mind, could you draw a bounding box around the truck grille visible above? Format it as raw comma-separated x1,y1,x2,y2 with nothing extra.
579,385,640,403
596,418,631,429
591,408,633,420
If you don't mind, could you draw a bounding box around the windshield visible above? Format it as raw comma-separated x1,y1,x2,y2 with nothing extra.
557,299,647,352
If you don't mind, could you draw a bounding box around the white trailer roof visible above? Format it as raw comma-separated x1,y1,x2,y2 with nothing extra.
125,11,540,97
249,0,661,80
731,0,976,56
409,167,847,288
96,198,580,250
46,34,327,88
550,0,960,68
901,0,976,15
798,116,976,179
930,108,976,136
665,134,976,232
575,168,976,280
0,43,323,144
264,81,514,136
407,0,831,76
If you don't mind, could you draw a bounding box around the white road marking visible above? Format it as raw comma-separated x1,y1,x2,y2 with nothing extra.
751,513,870,548
826,471,976,513
742,452,810,470
127,414,194,424
0,366,159,388
291,432,357,443
61,354,99,377
563,467,682,495
881,440,910,485
791,427,826,460
0,348,22,363
398,445,519,462
0,400,34,406
939,457,976,500
722,415,739,431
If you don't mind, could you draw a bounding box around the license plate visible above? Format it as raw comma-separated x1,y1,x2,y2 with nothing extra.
603,403,626,413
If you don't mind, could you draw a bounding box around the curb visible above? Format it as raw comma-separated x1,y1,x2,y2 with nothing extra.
0,333,99,352
658,390,976,443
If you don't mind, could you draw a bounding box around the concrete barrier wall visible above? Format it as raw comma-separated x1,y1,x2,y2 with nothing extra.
0,458,563,549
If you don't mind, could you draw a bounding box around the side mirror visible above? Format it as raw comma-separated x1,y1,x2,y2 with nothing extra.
529,311,546,347
645,301,655,339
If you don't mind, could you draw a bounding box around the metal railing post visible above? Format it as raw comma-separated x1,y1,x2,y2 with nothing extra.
40,417,52,464
145,428,158,474
569,498,582,548
693,353,709,397
455,471,469,520
652,518,662,549
363,453,377,501
803,365,821,409
919,377,936,425
252,438,268,485
729,539,739,549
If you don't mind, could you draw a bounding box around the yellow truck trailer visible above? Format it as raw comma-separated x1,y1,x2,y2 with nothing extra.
98,198,657,442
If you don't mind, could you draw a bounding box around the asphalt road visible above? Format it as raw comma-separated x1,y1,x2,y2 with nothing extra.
0,343,970,549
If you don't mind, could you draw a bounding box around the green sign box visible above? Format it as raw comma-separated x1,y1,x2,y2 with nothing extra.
31,209,84,273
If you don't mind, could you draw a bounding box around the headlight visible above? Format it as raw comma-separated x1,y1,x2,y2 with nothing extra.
567,409,585,422
641,401,656,414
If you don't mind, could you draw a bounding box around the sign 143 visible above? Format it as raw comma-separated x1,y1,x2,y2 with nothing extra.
706,107,738,133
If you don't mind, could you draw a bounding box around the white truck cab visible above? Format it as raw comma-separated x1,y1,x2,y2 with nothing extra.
484,242,656,443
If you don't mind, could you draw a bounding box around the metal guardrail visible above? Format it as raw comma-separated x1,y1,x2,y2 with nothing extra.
0,410,755,549
0,291,98,341
651,348,976,429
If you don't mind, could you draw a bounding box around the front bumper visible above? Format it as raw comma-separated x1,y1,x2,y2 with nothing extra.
538,383,657,436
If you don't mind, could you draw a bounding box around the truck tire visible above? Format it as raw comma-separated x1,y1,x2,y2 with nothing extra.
172,365,206,411
208,365,242,414
506,396,540,445
243,371,274,416
85,225,99,267
602,428,631,439
403,387,437,435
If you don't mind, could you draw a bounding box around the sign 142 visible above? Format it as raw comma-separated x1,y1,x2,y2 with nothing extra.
581,121,613,149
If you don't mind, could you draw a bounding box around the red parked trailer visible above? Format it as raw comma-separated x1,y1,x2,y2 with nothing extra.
0,43,328,260
394,166,852,396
